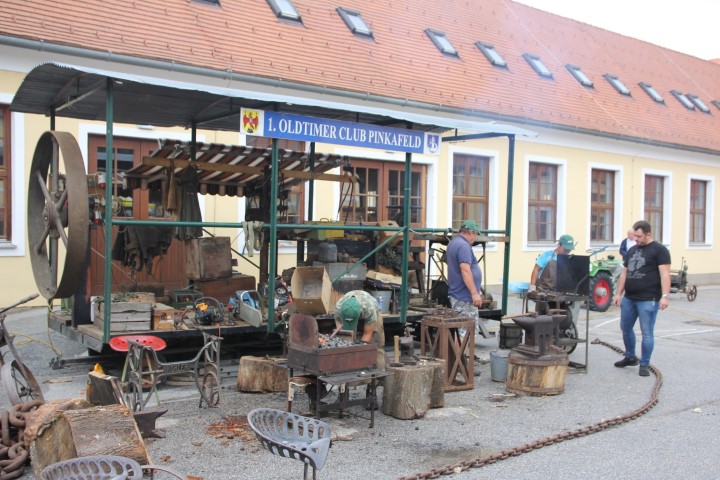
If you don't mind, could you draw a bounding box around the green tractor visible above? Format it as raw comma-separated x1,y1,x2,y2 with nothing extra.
586,246,624,312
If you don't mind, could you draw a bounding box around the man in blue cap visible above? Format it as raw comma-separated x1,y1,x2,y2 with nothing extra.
446,220,491,338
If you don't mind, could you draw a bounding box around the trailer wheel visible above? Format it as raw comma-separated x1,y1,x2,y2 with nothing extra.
588,272,613,312
27,131,89,299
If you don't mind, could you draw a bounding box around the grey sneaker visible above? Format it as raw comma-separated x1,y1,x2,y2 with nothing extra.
614,356,640,368
639,365,650,377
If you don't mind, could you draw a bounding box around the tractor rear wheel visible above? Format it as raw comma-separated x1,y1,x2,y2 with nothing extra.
588,271,613,312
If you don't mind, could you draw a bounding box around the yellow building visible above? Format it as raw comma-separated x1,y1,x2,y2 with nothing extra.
0,0,718,310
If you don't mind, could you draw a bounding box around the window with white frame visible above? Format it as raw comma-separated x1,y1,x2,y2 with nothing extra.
452,154,489,231
0,105,11,241
528,162,558,242
644,175,665,242
689,179,707,243
590,169,614,242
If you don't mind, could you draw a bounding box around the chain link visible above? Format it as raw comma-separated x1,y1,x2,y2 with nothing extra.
398,338,663,480
0,399,43,479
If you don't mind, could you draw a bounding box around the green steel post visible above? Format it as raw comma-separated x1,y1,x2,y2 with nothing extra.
267,139,279,331
501,134,516,316
399,151,412,324
102,78,114,343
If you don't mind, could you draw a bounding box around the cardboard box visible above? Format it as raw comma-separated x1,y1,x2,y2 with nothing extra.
185,237,232,281
377,220,403,246
366,269,403,286
291,267,332,315
152,303,175,331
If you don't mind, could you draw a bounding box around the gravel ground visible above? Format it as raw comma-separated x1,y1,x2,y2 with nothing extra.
2,286,719,479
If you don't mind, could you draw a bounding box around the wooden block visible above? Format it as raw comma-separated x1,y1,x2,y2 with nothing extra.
366,269,402,285
381,363,434,419
237,356,288,392
152,303,175,331
30,404,150,479
93,300,152,332
185,237,232,281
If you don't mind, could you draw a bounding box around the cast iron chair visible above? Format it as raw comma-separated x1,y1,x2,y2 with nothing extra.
248,408,332,480
40,455,183,480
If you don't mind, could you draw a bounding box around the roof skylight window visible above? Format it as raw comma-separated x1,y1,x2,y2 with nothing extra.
523,54,553,78
712,100,720,111
566,64,593,87
638,82,664,103
266,0,302,23
671,90,696,110
193,0,220,5
687,94,711,113
425,29,458,57
476,42,507,68
604,74,631,95
337,7,372,38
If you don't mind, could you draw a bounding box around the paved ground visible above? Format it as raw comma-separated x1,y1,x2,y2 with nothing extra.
1,286,719,479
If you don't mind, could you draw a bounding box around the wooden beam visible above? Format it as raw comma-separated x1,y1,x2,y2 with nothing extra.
141,156,354,183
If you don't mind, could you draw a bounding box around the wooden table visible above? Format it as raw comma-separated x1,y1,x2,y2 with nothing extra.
420,315,475,391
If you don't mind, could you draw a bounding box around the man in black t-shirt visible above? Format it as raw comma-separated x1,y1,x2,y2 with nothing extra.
612,220,671,377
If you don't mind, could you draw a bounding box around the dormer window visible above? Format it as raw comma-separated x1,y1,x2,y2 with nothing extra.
638,82,664,103
671,90,696,110
425,29,458,57
337,7,372,38
523,53,553,78
266,0,302,24
566,64,592,87
476,42,507,68
604,74,631,95
687,94,711,113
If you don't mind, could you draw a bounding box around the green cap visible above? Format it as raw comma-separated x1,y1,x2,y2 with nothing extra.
558,234,576,251
340,296,361,330
461,220,481,233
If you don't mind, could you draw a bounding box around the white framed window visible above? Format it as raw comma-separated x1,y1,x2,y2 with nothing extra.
687,174,714,248
641,169,672,245
524,156,567,249
587,164,622,245
447,146,499,251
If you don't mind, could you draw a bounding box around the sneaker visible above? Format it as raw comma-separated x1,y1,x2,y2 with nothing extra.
614,356,640,368
639,365,650,377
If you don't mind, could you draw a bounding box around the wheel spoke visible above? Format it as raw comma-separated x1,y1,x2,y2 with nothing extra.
35,170,54,204
53,215,69,247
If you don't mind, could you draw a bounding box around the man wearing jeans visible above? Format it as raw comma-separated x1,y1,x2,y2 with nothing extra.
612,220,671,377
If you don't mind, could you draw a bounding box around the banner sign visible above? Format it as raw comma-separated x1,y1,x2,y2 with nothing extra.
241,109,441,155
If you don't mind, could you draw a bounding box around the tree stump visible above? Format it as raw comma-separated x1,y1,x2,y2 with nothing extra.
30,403,150,479
418,357,446,408
381,363,434,419
23,398,92,448
237,356,288,392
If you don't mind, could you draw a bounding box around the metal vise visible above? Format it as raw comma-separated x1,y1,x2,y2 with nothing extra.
512,313,564,357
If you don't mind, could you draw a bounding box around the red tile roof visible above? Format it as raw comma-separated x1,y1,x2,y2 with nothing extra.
2,0,719,153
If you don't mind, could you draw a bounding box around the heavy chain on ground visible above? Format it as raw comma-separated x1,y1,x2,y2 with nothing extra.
398,339,663,480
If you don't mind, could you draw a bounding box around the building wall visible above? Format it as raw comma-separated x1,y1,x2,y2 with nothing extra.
1,57,718,308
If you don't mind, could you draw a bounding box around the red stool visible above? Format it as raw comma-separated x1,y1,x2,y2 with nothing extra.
111,335,168,397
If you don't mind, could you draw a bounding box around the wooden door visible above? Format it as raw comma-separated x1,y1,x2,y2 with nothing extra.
87,135,187,296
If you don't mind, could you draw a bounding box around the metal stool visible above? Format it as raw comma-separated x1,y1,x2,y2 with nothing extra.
248,408,332,480
40,454,183,480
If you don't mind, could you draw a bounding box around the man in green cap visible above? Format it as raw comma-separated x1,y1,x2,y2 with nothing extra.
529,234,577,294
334,290,387,370
446,219,491,339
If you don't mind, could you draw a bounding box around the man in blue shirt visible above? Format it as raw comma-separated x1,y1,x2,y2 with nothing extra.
529,234,576,294
446,220,491,338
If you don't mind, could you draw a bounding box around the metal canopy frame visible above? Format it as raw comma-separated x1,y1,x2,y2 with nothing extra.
12,62,530,343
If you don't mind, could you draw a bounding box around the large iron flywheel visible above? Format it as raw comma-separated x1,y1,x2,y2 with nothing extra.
28,131,89,299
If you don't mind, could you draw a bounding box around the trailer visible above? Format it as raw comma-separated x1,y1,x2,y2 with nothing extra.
12,62,530,359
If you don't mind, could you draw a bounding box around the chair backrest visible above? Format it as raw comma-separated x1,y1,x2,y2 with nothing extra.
40,455,143,480
247,408,332,471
